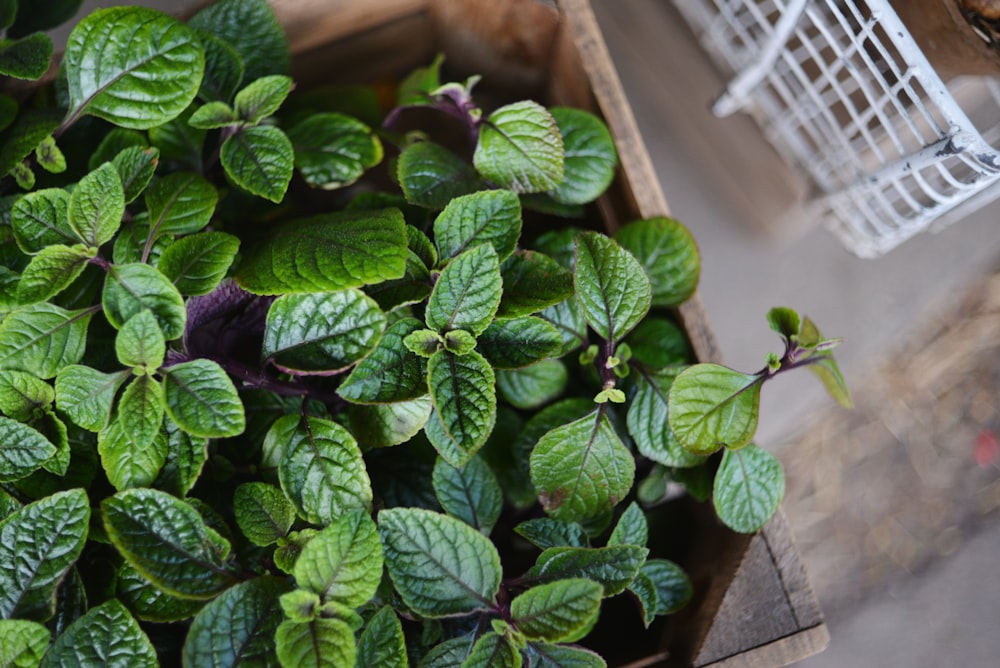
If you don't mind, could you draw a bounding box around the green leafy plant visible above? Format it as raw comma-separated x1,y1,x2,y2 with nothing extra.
0,1,850,665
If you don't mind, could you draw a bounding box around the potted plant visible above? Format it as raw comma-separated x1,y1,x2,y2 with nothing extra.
0,1,850,665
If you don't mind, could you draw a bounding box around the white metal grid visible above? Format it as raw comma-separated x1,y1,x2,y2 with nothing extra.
671,0,1000,257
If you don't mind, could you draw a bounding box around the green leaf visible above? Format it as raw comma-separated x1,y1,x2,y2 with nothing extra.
190,103,237,133
426,244,501,336
233,482,296,546
548,107,617,205
99,418,165,489
378,507,501,617
338,318,428,404
40,600,156,668
0,33,53,81
404,328,442,358
275,618,355,668
0,370,53,422
524,643,606,668
474,101,564,193
145,171,219,238
538,298,587,358
0,417,55,483
433,190,521,262
10,187,74,254
766,306,800,344
155,424,208,497
667,364,762,454
713,444,785,534
514,518,588,550
235,75,292,123
608,502,648,547
64,7,204,129
0,303,94,379
182,576,290,668
221,125,294,203
0,1,17,31
112,146,160,204
293,510,382,609
55,365,126,432
0,109,61,182
103,263,186,340
15,243,92,304
477,317,561,369
511,578,602,643
236,208,407,295
116,562,204,623
433,455,502,535
12,162,34,190
397,141,482,208
529,544,647,596
640,559,692,615
0,488,89,620
0,94,15,134
573,232,651,342
115,375,165,451
462,631,522,668
346,396,432,449
626,317,692,367
270,415,372,526
0,619,50,667
8,0,81,36
102,487,236,600
530,410,634,524
115,310,166,369
614,217,700,307
189,0,288,85
161,359,245,438
263,291,385,374
156,230,239,296
197,32,244,103
356,606,407,668
808,354,853,409
426,350,496,467
627,569,658,628
68,163,125,248
418,634,476,668
278,588,320,623
35,135,66,174
288,112,383,190
497,250,574,319
628,366,705,468
91,128,147,170
496,359,567,410
442,329,477,356
365,250,432,311
149,106,206,171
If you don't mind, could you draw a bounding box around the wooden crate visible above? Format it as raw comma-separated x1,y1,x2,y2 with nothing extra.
269,1,829,665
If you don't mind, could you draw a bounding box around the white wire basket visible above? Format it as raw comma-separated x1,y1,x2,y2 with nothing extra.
670,0,1000,257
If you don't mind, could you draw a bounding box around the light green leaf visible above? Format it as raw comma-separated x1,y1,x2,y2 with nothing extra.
40,600,156,668
55,365,127,432
64,7,204,129
356,606,407,668
197,31,244,103
548,107,618,205
397,141,482,208
477,317,561,369
99,418,167,490
275,618,355,668
234,75,292,123
16,243,92,304
530,410,634,524
102,487,236,600
116,562,204,623
145,171,218,238
0,488,89,620
189,101,236,130
12,162,35,190
182,576,290,668
0,417,55,483
10,187,74,254
0,619,50,667
0,303,94,379
161,359,245,438
766,306,800,344
236,208,407,295
573,232,651,342
263,291,385,375
35,136,66,175
713,444,785,534
293,510,382,609
640,559,692,615
270,415,372,525
378,507,501,617
497,250,574,319
0,32,53,81
278,589,320,623
0,370,53,422
433,455,502,535
808,354,853,409
188,0,288,85
514,518,588,550
474,100,563,193
462,632,522,668
607,501,648,547
103,263,186,340
346,396,432,449
628,366,705,468
667,363,762,454
443,330,477,356
288,112,383,189
157,231,240,296
614,217,700,307
427,350,496,467
524,643,606,668
496,359,567,410
433,190,521,262
511,578,602,643
221,125,293,203
426,244,501,336
115,375,165,451
404,328,442,358
68,162,125,248
115,310,166,369
233,482,296,546
109,146,157,205
530,544,647,596
337,315,427,404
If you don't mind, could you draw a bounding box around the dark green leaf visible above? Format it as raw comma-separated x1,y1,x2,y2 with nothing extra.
0,303,94,379
10,187,74,254
346,396,432,449
236,208,407,295
0,94,15,134
90,129,147,170
102,487,236,599
514,518,588,550
115,375,165,451
713,444,785,534
397,141,482,208
496,359,567,410
55,365,126,432
432,455,502,535
627,569,658,628
161,359,245,438
112,146,160,204
626,317,692,367
15,243,93,304
406,224,437,269
338,318,428,404
0,109,61,181
0,0,17,30
155,424,208,497
0,370,53,422
365,249,432,311
529,544,647,596
149,106,206,171
379,507,501,618
0,488,89,620
641,559,692,615
614,217,700,308
0,619,50,667
98,419,167,490
524,643,606,668
0,417,55,483
426,244,501,336
189,0,288,85
474,101,563,193
668,364,762,454
9,0,81,36
628,366,705,468
102,263,186,340
293,510,382,609
275,618,355,668
766,306,800,344
221,125,293,203
418,634,476,668
0,33,53,81
548,107,617,205
145,171,218,239
433,190,521,262
234,75,292,123
197,32,244,103
608,502,648,547
356,606,407,668
462,631,521,668
115,310,166,369
574,232,650,342
116,562,204,623
498,250,575,320
538,297,587,357
426,350,496,467
511,578,602,642
288,112,383,189
64,7,204,129
67,162,124,248
40,600,156,668
233,482,296,546
477,317,561,369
